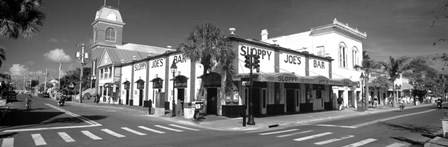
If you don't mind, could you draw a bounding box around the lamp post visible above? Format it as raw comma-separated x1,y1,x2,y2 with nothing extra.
170,61,177,117
76,43,89,103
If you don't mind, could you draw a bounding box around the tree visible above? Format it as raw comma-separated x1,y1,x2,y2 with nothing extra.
378,56,412,107
0,0,46,68
403,57,438,105
179,22,234,113
59,67,91,95
355,51,381,110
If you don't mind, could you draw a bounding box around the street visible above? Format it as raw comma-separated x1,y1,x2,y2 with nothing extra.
0,94,444,147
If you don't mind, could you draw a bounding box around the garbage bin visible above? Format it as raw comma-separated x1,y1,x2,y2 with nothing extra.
148,100,152,115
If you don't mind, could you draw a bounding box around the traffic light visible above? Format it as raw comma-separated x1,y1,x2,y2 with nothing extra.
244,55,251,69
253,55,260,72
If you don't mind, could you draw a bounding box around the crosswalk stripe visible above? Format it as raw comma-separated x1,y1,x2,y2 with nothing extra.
81,130,102,140
155,125,183,132
385,142,409,147
1,138,13,147
101,129,126,138
293,132,333,142
277,130,313,138
31,134,47,146
122,127,146,136
57,132,76,143
259,129,299,135
169,124,200,131
342,138,377,147
138,126,165,134
314,135,354,145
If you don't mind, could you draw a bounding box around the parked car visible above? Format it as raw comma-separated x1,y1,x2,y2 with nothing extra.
41,92,50,98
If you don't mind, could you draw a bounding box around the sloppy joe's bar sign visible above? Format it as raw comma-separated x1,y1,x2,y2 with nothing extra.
279,51,306,76
234,73,356,86
239,45,273,60
238,44,275,73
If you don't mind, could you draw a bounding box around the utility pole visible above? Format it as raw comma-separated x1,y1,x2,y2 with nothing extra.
44,69,47,93
76,43,89,103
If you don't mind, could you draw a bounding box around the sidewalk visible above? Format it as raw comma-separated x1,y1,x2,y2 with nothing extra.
68,99,433,131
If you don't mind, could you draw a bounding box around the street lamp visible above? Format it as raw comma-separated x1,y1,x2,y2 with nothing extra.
76,43,89,103
170,61,177,117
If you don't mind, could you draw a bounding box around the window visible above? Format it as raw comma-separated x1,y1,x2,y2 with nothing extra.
104,68,108,79
316,46,325,57
100,69,103,79
110,67,113,78
105,27,116,41
352,46,359,67
339,42,347,68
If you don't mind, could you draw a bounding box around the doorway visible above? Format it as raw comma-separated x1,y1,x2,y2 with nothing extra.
206,88,217,115
177,89,185,116
286,89,295,113
252,88,261,116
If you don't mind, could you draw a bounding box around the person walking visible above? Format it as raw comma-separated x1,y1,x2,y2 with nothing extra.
337,96,343,111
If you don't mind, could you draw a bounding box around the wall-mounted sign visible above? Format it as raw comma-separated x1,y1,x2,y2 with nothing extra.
313,59,325,69
151,78,163,89
134,62,147,71
151,58,164,69
174,76,188,88
135,79,145,90
239,45,273,60
123,81,130,90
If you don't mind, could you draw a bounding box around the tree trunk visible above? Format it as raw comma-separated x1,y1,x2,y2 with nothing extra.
392,85,396,107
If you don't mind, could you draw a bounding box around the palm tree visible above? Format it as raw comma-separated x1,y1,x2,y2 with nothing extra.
179,22,234,107
403,57,438,105
355,51,381,110
378,56,412,107
0,0,46,68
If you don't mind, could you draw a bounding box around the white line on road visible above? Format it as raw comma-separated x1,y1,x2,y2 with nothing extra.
386,142,410,147
314,135,354,145
155,125,183,132
3,104,102,133
351,109,435,128
138,126,165,134
276,130,313,138
169,124,200,131
293,132,332,142
81,130,102,140
57,132,76,143
259,129,298,135
31,134,47,146
314,124,356,129
102,129,125,138
1,138,13,147
122,127,146,136
342,138,377,147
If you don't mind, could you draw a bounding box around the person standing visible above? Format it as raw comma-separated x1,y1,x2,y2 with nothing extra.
337,96,343,111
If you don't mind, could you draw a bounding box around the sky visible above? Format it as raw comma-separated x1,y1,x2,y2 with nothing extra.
1,0,447,83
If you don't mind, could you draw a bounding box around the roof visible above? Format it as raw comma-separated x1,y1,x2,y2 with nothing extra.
100,48,150,67
115,43,175,54
93,6,124,24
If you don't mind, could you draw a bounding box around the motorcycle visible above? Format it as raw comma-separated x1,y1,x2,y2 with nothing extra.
437,101,443,109
25,98,32,110
192,101,205,120
58,96,66,106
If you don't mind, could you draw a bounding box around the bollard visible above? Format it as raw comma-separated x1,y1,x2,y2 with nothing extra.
241,105,246,127
148,100,152,115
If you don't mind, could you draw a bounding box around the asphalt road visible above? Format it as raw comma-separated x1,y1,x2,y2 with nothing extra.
0,94,444,147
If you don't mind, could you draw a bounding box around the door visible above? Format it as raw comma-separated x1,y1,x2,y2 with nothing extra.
286,89,295,113
206,88,217,115
252,88,261,116
177,89,185,116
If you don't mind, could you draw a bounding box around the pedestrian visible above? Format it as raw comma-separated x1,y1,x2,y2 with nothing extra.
337,96,343,111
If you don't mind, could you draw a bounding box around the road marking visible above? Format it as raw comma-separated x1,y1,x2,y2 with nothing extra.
259,129,298,135
58,132,76,143
138,126,165,134
31,134,47,146
342,138,377,147
81,130,102,140
314,135,354,145
314,124,356,129
169,124,200,131
293,132,332,142
351,109,435,128
1,138,13,147
3,104,102,133
155,125,183,132
102,129,125,138
122,127,146,136
277,130,313,138
386,142,409,147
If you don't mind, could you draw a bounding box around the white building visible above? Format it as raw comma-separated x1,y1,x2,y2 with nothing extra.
261,18,367,108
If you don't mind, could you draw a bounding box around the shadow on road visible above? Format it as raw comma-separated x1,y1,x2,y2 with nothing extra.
380,122,440,146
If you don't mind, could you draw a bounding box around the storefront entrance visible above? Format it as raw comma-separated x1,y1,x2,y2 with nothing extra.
177,88,185,116
286,89,295,113
207,88,217,115
252,88,261,116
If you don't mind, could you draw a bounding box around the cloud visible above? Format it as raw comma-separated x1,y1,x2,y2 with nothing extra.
44,48,71,62
9,64,29,77
49,38,68,43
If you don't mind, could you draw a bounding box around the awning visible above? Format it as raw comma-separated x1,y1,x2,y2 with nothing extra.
233,73,358,87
